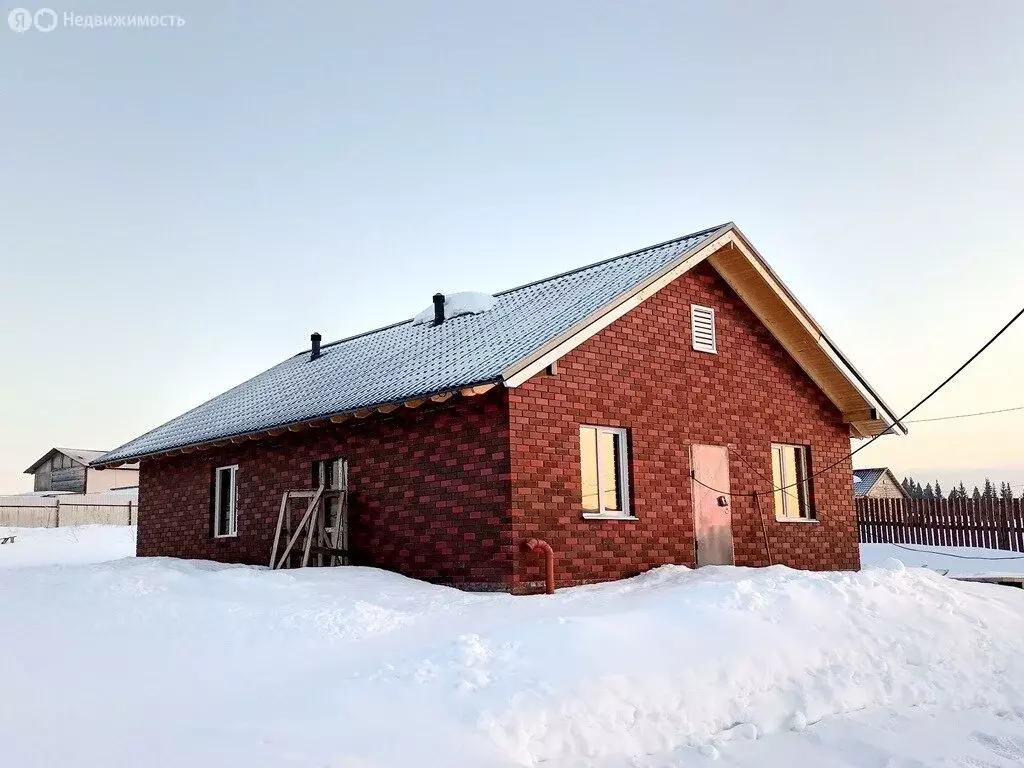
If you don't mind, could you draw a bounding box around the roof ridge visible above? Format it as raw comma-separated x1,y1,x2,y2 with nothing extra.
305,224,730,358
492,223,731,297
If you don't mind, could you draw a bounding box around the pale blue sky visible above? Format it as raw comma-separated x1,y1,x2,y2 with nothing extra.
2,1,1023,493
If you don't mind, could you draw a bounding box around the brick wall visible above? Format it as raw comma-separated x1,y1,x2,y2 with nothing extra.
508,261,857,591
137,392,514,590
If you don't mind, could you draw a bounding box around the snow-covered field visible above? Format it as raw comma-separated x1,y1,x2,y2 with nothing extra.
862,542,1024,577
2,526,1024,767
0,524,136,568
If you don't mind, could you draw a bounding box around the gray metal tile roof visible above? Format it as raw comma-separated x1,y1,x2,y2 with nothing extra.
97,225,724,465
853,467,887,497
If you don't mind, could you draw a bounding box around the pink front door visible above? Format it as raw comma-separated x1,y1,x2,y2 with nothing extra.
690,444,735,567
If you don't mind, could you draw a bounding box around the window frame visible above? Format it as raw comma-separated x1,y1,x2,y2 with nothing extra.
770,444,815,522
213,464,239,538
579,425,634,520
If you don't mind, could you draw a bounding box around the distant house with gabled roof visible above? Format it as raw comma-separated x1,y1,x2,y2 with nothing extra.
93,223,904,591
24,448,139,495
853,467,911,500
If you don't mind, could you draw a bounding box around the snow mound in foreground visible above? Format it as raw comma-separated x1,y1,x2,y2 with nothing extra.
2,542,1024,767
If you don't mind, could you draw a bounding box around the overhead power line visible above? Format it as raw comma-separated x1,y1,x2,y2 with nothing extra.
904,404,1024,423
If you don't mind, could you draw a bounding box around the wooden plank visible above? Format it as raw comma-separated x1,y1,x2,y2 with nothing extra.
866,499,875,543
981,497,991,549
1014,499,1023,552
998,499,1010,551
915,499,924,544
961,497,971,547
919,500,930,546
899,499,908,544
946,498,956,547
274,487,323,570
300,488,323,568
269,491,291,568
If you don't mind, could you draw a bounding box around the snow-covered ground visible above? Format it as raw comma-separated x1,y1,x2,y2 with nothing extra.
862,542,1024,577
0,523,136,568
2,526,1024,767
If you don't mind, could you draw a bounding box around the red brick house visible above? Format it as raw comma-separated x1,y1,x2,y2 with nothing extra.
94,224,904,591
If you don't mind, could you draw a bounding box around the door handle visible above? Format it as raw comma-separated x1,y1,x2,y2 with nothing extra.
717,495,729,507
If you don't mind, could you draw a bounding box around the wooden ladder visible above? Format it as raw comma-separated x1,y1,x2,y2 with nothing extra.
269,460,350,569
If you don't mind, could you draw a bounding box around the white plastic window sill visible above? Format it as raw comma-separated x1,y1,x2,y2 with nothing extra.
582,512,639,521
775,515,819,524
213,531,238,539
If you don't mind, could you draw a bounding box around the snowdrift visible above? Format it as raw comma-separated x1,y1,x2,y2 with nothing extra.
2,528,1024,767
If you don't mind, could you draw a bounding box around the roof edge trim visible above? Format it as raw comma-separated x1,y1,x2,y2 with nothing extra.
90,378,504,468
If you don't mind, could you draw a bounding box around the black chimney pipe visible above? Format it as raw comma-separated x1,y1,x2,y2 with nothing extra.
310,332,322,361
433,293,445,326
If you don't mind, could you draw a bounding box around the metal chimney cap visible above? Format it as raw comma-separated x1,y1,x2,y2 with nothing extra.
432,293,445,325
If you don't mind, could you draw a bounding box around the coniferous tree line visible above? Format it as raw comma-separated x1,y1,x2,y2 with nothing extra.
899,475,1024,501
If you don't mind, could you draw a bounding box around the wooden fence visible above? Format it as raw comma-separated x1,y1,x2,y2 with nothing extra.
0,494,137,528
857,497,1024,551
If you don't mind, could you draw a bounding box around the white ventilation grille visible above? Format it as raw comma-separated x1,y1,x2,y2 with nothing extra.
690,305,717,353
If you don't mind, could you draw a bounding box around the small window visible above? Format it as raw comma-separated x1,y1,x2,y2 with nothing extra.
691,305,717,353
580,426,631,517
213,465,238,537
771,444,814,520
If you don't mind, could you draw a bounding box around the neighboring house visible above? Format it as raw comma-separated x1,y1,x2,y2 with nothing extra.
24,448,139,495
853,467,911,500
93,223,905,591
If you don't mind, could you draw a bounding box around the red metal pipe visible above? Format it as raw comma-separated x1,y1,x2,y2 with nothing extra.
525,538,555,594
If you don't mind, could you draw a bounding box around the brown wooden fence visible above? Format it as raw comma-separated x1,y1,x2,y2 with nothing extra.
857,497,1024,551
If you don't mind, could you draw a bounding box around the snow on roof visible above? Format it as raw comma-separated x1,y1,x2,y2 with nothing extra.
59,449,106,465
96,226,724,465
412,292,498,326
